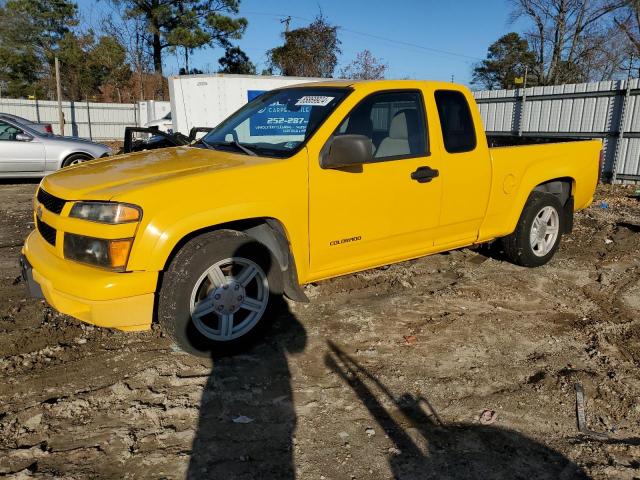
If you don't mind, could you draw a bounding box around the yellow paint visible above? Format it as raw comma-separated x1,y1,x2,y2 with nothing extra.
23,80,602,331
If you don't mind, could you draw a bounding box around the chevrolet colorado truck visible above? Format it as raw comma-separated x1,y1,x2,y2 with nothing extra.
20,80,602,356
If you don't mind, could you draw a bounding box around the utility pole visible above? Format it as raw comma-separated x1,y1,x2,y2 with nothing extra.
517,65,528,137
280,16,291,32
55,56,64,136
611,55,634,184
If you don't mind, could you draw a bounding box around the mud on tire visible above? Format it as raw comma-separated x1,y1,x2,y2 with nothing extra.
157,230,283,357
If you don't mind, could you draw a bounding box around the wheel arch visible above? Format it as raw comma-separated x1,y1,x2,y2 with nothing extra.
159,217,308,304
62,150,94,167
532,177,575,233
532,177,574,205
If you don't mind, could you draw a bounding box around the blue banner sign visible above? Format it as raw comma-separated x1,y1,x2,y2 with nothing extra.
247,90,311,137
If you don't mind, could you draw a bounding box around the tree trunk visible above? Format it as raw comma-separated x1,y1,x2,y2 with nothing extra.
153,33,163,74
185,47,189,73
549,0,568,84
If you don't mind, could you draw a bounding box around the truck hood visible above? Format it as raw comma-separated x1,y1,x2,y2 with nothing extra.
40,146,251,200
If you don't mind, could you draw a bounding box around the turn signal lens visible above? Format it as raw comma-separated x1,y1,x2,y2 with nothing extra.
64,233,133,270
108,239,133,269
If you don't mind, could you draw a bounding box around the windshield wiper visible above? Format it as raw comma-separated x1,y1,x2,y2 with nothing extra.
206,140,257,156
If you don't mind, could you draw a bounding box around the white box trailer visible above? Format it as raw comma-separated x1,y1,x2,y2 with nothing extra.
168,73,329,135
137,100,171,127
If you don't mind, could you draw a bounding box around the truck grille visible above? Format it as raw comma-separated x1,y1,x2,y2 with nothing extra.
37,188,66,214
37,218,57,246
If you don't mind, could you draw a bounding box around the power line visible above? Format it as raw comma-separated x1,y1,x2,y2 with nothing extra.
242,10,482,63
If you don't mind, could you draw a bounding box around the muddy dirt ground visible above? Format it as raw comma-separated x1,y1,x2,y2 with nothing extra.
0,182,639,479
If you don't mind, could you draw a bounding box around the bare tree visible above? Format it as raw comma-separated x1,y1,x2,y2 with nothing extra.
510,0,627,84
102,2,153,101
615,1,640,60
340,50,387,80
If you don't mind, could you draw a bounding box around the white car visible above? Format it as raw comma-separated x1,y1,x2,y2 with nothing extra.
145,111,173,133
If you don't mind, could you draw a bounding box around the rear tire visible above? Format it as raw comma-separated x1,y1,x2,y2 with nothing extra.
501,192,565,267
62,153,92,168
157,230,283,357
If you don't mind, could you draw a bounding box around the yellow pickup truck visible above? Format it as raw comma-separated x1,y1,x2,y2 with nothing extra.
20,80,602,355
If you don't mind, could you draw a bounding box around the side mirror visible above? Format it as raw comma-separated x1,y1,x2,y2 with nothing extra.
15,133,33,142
321,134,373,169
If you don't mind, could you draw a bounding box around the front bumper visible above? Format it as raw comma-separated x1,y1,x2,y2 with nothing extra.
21,231,158,331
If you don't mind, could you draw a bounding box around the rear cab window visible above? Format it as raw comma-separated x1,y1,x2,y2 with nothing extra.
335,90,428,161
434,90,476,153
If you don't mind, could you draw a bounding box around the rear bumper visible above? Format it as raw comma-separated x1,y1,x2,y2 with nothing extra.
21,231,157,331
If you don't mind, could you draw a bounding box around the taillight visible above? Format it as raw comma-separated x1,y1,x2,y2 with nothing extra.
45,124,53,134
597,149,604,183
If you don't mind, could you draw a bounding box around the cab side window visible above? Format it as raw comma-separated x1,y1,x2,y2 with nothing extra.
0,120,22,141
434,90,477,153
336,91,428,161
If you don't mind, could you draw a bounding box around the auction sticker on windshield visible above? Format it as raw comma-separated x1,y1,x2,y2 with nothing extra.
295,96,335,106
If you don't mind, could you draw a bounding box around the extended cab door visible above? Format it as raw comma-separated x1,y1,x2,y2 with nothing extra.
430,89,492,246
308,89,443,278
0,119,45,173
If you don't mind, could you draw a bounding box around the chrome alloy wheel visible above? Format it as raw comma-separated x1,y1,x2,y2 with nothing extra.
68,157,88,166
529,206,560,257
189,257,269,341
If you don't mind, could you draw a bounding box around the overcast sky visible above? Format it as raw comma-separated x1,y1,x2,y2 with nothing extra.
78,0,526,86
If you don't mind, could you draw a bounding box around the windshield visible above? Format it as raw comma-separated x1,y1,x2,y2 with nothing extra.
201,87,350,157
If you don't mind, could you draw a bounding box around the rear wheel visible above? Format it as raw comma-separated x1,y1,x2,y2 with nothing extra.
501,192,564,267
158,230,283,357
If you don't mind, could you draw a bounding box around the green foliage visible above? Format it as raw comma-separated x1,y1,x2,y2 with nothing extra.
117,0,247,73
0,0,77,97
56,31,133,100
472,33,537,90
218,46,256,74
6,0,77,56
268,15,341,78
0,0,133,100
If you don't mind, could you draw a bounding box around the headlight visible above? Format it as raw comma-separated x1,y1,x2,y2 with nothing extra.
64,233,133,270
70,202,141,224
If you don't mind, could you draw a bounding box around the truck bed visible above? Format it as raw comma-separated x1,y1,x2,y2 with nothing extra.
486,134,590,148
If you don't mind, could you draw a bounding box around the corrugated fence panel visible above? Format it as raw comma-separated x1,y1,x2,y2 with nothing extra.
0,98,139,140
475,77,640,182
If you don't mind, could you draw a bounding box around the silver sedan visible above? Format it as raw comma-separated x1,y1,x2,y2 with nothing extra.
0,116,112,178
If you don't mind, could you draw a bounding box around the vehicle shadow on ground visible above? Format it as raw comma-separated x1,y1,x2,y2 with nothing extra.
186,239,306,479
472,241,510,263
0,178,40,185
187,301,305,479
325,341,590,480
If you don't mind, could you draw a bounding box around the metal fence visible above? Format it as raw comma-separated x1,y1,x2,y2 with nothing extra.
474,78,640,183
0,98,141,141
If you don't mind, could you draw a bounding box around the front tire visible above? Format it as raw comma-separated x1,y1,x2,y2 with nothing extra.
158,230,283,357
501,192,565,267
62,153,92,168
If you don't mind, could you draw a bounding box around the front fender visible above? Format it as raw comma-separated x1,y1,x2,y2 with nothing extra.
126,201,297,272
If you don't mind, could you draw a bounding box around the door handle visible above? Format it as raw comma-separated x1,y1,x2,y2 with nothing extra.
411,166,439,183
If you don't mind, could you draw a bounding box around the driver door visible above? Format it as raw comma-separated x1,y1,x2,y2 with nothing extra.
308,89,443,277
0,120,45,173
